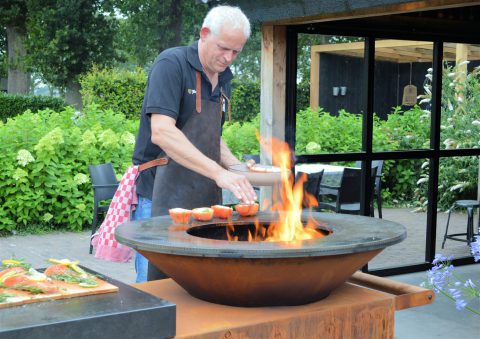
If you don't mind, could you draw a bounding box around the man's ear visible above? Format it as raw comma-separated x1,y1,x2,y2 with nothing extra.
200,27,211,41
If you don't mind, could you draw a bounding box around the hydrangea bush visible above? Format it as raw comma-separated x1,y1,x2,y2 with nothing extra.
0,105,138,233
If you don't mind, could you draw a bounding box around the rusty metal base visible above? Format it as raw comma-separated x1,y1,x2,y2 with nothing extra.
139,249,382,307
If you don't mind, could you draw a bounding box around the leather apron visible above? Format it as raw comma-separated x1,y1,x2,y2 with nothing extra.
148,71,224,280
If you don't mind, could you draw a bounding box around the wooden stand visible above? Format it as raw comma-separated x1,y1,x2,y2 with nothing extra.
133,273,433,339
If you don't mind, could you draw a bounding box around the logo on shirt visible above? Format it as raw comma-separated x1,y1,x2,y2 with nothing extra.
187,89,197,95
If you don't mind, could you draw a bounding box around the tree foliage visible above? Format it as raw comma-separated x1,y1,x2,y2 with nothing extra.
0,0,27,29
25,0,117,89
113,0,208,66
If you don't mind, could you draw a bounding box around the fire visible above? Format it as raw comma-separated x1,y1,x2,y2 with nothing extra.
227,137,325,242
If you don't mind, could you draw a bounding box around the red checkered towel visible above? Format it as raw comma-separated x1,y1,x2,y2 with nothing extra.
91,165,139,263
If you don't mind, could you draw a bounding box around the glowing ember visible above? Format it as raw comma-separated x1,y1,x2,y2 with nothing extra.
227,137,325,242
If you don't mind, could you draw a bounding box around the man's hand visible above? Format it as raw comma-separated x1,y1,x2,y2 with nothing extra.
215,169,257,204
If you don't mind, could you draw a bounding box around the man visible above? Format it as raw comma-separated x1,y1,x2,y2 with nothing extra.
131,5,256,282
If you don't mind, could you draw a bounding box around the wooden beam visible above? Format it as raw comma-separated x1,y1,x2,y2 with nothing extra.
456,43,469,99
260,24,287,205
310,46,320,110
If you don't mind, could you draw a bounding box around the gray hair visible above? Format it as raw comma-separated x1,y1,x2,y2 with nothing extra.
202,5,251,39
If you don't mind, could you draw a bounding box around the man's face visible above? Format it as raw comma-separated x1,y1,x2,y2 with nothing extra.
200,26,247,75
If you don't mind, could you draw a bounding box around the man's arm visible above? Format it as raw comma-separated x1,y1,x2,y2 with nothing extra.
151,114,257,203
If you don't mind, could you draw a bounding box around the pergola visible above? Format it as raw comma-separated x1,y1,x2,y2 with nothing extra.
309,39,480,109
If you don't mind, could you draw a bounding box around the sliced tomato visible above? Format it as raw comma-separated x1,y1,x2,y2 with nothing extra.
211,205,233,219
169,208,192,223
235,203,259,217
3,275,58,294
192,207,214,221
44,264,69,277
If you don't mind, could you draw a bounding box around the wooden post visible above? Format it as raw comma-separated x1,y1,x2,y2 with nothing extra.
455,43,468,100
260,24,287,206
310,49,320,110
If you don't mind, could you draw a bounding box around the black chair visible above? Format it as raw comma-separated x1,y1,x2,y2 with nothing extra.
442,200,480,249
242,154,260,163
318,167,377,215
295,170,324,208
355,160,384,218
88,163,119,254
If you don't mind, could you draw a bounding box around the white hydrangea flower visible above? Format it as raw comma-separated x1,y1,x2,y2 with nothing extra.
13,168,29,181
121,132,136,145
472,120,480,126
16,149,35,167
73,173,89,185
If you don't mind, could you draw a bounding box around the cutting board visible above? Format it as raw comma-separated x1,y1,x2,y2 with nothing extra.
0,275,118,309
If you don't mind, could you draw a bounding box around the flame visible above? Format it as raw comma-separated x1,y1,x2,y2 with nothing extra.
261,137,324,241
227,136,325,242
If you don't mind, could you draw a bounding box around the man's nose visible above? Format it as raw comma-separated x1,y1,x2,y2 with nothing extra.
224,51,235,63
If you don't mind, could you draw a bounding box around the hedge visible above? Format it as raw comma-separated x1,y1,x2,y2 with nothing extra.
80,66,147,119
0,93,66,122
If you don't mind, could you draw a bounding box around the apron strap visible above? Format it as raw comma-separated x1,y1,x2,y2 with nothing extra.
196,71,202,113
220,88,232,122
138,157,169,173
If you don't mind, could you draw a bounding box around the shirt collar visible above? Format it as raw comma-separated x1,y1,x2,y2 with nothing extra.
187,40,233,85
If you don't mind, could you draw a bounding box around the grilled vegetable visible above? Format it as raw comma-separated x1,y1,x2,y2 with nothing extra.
169,208,192,224
211,205,233,219
235,203,259,217
192,207,214,221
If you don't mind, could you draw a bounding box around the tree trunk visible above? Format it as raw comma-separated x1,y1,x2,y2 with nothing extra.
6,26,30,94
65,79,83,110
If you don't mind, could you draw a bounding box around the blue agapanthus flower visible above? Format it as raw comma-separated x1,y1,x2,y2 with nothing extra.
422,237,480,316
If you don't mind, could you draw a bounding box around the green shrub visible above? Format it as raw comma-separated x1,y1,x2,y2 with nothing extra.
0,93,66,122
222,113,260,158
230,78,260,122
0,105,138,233
80,66,147,119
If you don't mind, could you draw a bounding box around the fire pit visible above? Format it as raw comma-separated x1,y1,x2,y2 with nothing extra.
115,211,406,307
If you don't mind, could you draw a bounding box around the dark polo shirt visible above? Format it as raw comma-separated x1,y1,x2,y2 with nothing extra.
132,41,233,200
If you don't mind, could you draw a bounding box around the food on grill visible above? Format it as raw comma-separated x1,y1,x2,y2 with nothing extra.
211,205,233,219
169,208,192,223
235,203,259,217
192,207,214,221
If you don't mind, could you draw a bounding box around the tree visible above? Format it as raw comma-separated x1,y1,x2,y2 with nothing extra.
0,0,30,94
114,0,208,66
0,30,6,81
25,0,117,108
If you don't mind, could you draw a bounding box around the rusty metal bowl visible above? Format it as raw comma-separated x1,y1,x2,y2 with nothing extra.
116,212,406,307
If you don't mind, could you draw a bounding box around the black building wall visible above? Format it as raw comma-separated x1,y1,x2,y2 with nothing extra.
318,54,430,119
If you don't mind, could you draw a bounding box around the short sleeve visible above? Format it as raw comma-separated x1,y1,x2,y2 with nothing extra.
145,58,183,119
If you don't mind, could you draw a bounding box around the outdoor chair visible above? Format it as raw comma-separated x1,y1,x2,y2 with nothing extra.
355,160,384,218
317,167,377,215
242,154,260,163
88,163,119,254
295,170,324,208
441,200,480,249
